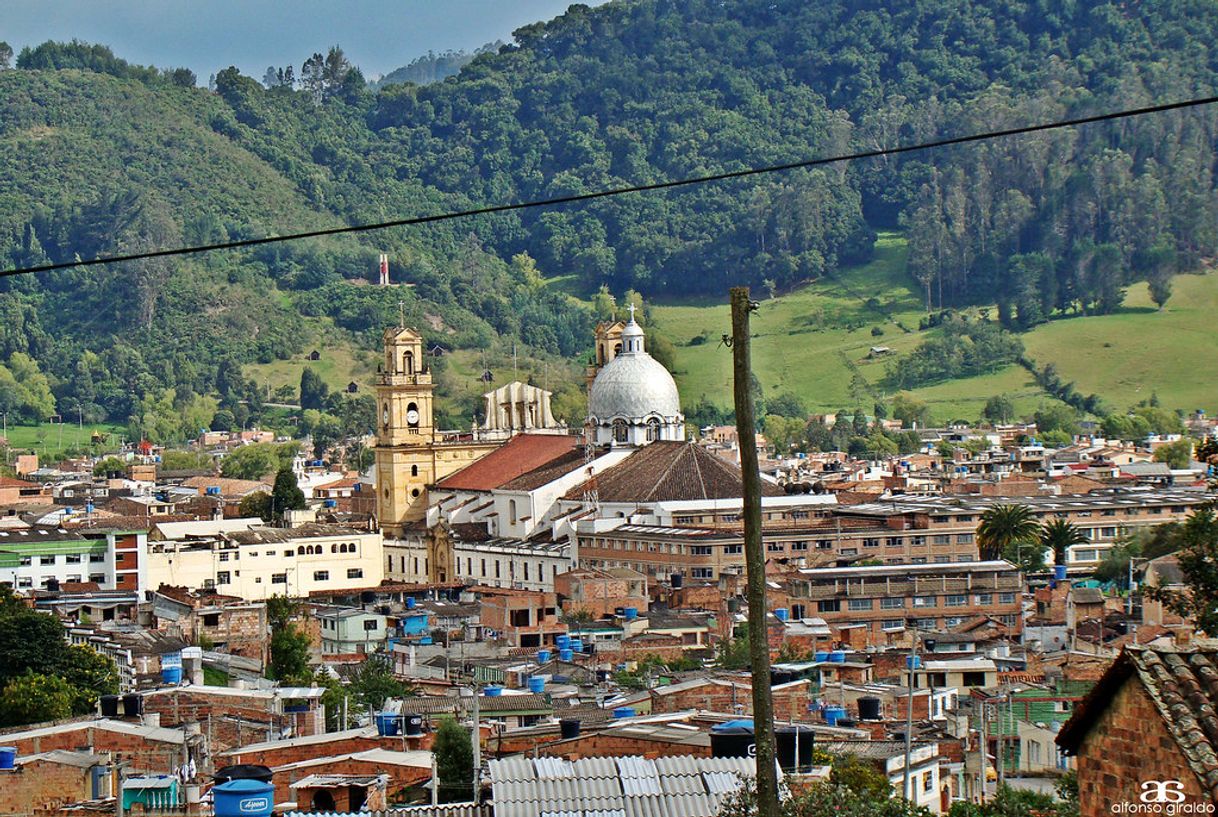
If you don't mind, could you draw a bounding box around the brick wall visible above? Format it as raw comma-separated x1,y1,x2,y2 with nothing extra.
0,758,98,815
225,733,430,768
648,681,813,720
143,689,323,752
536,732,712,761
1075,679,1207,816
271,757,430,804
0,725,181,773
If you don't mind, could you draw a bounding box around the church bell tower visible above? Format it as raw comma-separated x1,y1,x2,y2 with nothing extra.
375,326,436,536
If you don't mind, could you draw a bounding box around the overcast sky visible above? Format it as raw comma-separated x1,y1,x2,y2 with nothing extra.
2,1,607,81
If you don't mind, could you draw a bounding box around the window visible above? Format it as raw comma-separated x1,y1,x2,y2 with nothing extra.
271,573,287,584
932,535,951,545
724,544,743,555
691,545,713,556
89,573,105,583
882,619,904,630
509,500,518,525
975,593,992,605
847,598,873,611
962,671,988,686
612,420,628,443
945,594,967,607
219,552,230,562
909,536,926,546
923,773,934,793
202,613,220,627
886,537,904,548
495,561,501,578
19,556,30,566
481,559,487,577
347,568,363,579
692,567,713,579
956,533,974,544
998,592,1016,604
217,571,231,585
767,542,784,552
790,541,808,551
40,555,55,565
945,616,965,627
363,619,379,631
817,599,841,612
840,548,858,556
881,597,904,609
816,539,833,550
910,557,927,564
913,596,936,608
646,418,661,442
411,464,418,477
675,516,696,524
524,563,530,581
916,617,937,629
790,604,806,619
314,570,330,581
17,577,32,588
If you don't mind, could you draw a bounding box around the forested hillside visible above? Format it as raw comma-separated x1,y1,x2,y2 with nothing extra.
1,0,1216,438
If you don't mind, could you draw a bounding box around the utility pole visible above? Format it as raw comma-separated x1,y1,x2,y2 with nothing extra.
471,686,481,802
729,287,779,817
903,627,919,801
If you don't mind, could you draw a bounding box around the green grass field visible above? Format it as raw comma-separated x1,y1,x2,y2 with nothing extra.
1,421,124,461
652,233,1218,422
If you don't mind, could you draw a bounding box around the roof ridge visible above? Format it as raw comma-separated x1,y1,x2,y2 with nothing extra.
645,443,684,503
689,442,708,498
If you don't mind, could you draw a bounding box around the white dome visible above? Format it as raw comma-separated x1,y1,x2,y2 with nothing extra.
588,351,682,421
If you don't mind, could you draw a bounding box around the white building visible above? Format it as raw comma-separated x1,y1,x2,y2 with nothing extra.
587,312,685,446
0,526,148,593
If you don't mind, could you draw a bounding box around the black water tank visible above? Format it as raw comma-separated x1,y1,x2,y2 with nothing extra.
710,726,755,759
858,697,883,721
770,670,795,686
214,764,274,784
404,714,424,736
774,725,815,771
670,573,683,589
559,718,581,739
836,718,856,729
360,591,377,605
595,669,610,683
99,695,120,717
121,694,142,717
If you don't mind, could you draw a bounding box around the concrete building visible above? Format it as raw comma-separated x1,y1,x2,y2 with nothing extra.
783,560,1023,642
317,607,391,654
145,523,383,600
0,525,148,593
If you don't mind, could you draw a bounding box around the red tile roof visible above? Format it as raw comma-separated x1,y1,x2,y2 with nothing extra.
0,477,38,489
436,434,579,491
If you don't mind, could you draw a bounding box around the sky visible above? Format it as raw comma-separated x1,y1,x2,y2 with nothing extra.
2,1,607,81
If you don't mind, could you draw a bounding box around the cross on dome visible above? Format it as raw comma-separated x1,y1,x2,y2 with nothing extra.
627,302,637,322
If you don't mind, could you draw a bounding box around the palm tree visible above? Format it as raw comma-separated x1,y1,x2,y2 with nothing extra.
977,504,1040,562
1039,518,1089,567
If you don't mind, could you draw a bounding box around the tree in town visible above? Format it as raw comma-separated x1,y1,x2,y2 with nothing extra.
238,491,272,522
270,467,306,523
347,655,412,713
0,673,75,726
433,716,474,802
1144,505,1218,636
1039,519,1089,568
977,504,1040,563
719,763,929,817
1153,438,1194,470
269,625,312,683
220,442,296,480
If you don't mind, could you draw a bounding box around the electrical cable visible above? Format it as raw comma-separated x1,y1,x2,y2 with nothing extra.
2,94,1217,278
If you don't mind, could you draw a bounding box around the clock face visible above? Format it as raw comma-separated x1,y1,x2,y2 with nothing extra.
406,409,420,424
382,407,389,427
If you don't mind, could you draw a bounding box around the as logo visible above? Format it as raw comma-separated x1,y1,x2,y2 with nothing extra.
1139,780,1186,804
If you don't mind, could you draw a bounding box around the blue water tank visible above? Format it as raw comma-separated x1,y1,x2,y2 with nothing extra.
483,686,502,697
555,634,570,649
828,650,846,663
569,638,583,652
624,607,638,620
814,651,830,662
374,713,400,736
537,649,551,663
907,655,922,670
559,648,574,662
1054,564,1068,581
613,707,636,719
823,705,848,726
406,597,417,609
162,666,182,685
527,676,545,693
0,747,15,770
323,499,337,508
213,779,274,817
712,719,755,732
774,608,789,622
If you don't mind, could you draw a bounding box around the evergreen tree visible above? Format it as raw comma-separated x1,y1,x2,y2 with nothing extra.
270,467,306,523
434,716,474,802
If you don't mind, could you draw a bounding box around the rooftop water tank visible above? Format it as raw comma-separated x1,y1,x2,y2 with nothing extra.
213,765,273,784
0,747,15,770
828,650,846,663
213,779,274,817
623,607,638,620
483,686,503,697
560,718,581,739
670,573,683,589
774,608,789,622
823,705,848,726
406,597,417,609
613,707,636,719
858,696,883,721
558,648,573,662
403,714,424,736
374,713,400,736
527,676,545,694
537,649,552,663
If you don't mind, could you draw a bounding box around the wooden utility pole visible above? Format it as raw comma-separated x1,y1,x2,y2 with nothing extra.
729,287,780,817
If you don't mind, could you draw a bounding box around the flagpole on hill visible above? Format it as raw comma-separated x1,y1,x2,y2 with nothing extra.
730,286,780,817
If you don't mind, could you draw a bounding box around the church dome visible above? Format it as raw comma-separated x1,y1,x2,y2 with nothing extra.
588,318,682,422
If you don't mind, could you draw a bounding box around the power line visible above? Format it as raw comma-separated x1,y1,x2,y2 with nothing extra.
3,94,1217,279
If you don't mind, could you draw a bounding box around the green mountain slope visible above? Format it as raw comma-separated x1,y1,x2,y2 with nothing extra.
1,0,1217,440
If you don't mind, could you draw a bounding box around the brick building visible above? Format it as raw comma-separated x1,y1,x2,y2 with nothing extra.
554,566,647,618
0,750,107,816
1057,643,1218,813
0,718,191,774
141,684,326,751
150,585,268,662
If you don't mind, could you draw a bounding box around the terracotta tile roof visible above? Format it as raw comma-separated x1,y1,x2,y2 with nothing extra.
499,448,587,492
1057,643,1218,799
0,477,39,489
562,441,785,503
436,435,579,492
